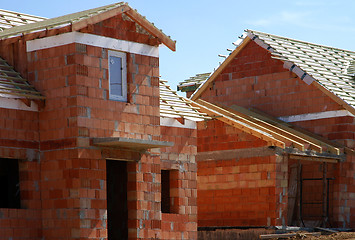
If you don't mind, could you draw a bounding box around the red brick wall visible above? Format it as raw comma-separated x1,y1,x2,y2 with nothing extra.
198,39,355,228
197,120,287,227
26,39,161,238
200,40,342,117
80,13,158,47
0,13,192,239
0,107,41,239
160,123,198,239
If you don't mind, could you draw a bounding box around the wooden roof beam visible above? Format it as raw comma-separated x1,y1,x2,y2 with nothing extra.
124,8,176,51
189,100,285,148
195,99,305,151
247,107,341,155
218,103,324,153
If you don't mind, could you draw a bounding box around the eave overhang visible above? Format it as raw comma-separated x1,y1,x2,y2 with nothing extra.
0,3,176,51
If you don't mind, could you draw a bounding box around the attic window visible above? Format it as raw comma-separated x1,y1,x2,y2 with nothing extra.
108,50,127,102
345,60,355,77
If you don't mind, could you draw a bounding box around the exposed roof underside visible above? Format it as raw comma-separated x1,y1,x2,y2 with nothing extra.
0,2,176,51
0,57,44,100
160,79,210,121
190,99,346,161
177,72,211,92
0,9,46,31
191,30,355,114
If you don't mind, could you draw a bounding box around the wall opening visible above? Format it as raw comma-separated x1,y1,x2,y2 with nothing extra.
161,169,180,214
106,160,128,239
0,158,21,208
288,161,336,227
161,169,171,213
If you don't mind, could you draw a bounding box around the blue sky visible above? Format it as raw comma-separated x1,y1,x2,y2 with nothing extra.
3,1,355,91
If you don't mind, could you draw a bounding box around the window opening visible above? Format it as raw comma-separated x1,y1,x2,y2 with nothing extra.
0,158,21,208
108,50,127,101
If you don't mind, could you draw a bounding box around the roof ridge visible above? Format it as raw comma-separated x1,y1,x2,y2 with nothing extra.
248,29,355,55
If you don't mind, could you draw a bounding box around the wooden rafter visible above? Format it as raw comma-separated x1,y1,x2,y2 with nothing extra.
189,99,343,156
220,103,324,153
195,99,305,150
247,107,341,155
125,8,176,51
189,99,285,148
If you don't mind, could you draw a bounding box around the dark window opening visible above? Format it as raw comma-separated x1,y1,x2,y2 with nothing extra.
161,170,171,213
0,158,21,208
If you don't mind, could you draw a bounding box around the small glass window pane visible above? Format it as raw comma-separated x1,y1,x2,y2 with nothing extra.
111,84,123,96
108,51,127,102
109,56,123,96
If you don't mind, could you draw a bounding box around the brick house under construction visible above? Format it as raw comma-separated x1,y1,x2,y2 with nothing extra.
178,30,355,228
0,3,205,239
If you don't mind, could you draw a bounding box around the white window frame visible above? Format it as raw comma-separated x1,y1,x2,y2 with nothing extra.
108,50,127,102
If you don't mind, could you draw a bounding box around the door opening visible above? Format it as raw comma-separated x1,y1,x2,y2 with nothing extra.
106,160,128,239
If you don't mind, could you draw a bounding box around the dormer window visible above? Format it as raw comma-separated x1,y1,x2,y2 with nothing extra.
108,50,127,102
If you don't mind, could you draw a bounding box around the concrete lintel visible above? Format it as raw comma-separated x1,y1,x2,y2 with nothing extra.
284,147,345,163
27,32,159,57
92,137,173,150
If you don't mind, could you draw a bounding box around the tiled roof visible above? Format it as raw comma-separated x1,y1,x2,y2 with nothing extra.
160,79,209,121
177,72,210,92
0,2,125,39
246,30,355,109
0,57,44,99
0,9,46,31
0,3,176,51
192,30,355,112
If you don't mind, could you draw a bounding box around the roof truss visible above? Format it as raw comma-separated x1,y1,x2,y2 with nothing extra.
189,99,285,148
190,99,343,157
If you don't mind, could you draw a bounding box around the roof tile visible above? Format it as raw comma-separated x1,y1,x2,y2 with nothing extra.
0,9,46,31
0,57,44,100
160,79,209,121
247,29,355,108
